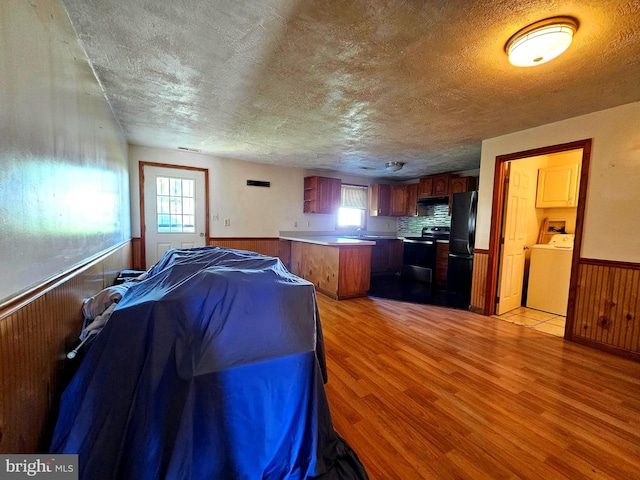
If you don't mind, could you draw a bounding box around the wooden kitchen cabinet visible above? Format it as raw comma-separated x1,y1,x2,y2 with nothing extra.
448,176,477,211
418,177,433,198
535,163,580,208
390,185,407,217
418,174,454,198
369,184,391,216
432,174,452,196
435,241,449,286
290,241,371,299
449,176,476,196
304,176,341,214
405,183,418,216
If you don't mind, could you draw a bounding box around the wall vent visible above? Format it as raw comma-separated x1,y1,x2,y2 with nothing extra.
247,180,270,187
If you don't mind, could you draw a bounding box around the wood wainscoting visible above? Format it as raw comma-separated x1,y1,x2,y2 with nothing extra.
470,249,489,314
471,252,640,361
569,259,640,360
209,238,291,269
132,237,291,271
0,241,132,453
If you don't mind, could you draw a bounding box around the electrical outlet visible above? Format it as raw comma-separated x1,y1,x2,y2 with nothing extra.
307,221,310,227
212,213,219,221
294,221,298,227
224,219,230,226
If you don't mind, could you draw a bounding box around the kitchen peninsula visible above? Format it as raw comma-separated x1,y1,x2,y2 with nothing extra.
280,235,375,300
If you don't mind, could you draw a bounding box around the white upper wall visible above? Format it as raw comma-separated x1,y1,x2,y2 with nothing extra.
477,101,640,263
0,0,130,303
129,146,396,237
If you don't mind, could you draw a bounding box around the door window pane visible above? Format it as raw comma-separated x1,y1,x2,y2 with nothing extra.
158,214,170,232
170,178,182,196
157,177,169,195
157,197,170,214
183,197,194,215
183,215,195,233
156,176,195,233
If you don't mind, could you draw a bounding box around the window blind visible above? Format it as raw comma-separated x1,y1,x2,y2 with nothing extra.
341,185,368,210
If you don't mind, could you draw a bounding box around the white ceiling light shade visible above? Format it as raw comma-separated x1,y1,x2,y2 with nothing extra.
385,161,404,172
505,17,578,67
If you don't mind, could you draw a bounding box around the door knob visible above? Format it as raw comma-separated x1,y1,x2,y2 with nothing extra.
199,232,205,237
523,245,530,250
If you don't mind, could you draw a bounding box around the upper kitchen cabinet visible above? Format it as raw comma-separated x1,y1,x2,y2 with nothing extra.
369,184,391,216
449,176,477,196
431,174,452,196
535,163,580,208
418,174,453,198
418,177,433,198
405,184,418,216
390,185,408,217
304,176,341,214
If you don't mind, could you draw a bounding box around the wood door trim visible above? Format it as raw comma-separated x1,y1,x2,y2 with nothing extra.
139,161,210,270
485,139,592,343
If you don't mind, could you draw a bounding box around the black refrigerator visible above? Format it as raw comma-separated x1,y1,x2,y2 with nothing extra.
447,191,478,294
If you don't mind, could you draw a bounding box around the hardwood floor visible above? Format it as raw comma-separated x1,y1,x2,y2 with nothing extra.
316,294,640,480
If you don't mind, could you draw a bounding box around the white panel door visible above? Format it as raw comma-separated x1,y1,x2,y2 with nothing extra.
143,165,206,268
496,162,533,315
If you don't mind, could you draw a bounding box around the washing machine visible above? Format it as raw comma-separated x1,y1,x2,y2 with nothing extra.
526,234,574,316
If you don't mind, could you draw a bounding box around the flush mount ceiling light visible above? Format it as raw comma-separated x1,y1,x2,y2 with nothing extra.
505,16,578,67
385,161,404,172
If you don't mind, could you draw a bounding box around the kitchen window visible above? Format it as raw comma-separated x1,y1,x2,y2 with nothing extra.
338,184,368,228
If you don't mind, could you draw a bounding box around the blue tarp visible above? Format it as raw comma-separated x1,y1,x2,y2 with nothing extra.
51,247,368,480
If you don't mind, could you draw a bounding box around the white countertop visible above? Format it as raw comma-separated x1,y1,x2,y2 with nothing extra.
280,235,376,246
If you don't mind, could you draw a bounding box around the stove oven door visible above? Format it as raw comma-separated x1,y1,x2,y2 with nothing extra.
402,238,437,283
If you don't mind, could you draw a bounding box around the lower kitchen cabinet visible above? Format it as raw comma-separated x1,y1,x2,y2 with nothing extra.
290,241,372,299
435,241,449,286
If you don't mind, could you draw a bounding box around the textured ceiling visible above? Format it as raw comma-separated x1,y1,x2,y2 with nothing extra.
62,0,640,179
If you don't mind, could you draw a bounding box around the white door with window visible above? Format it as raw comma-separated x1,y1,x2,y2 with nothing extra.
143,165,207,268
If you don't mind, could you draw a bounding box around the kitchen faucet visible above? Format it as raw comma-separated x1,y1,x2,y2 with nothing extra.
351,227,363,237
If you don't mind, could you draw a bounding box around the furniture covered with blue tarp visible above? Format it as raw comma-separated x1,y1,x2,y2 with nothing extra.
51,247,368,480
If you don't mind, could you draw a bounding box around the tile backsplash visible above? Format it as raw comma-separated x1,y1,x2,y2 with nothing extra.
397,204,451,236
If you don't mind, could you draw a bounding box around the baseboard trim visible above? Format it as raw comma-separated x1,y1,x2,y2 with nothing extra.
570,335,640,363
